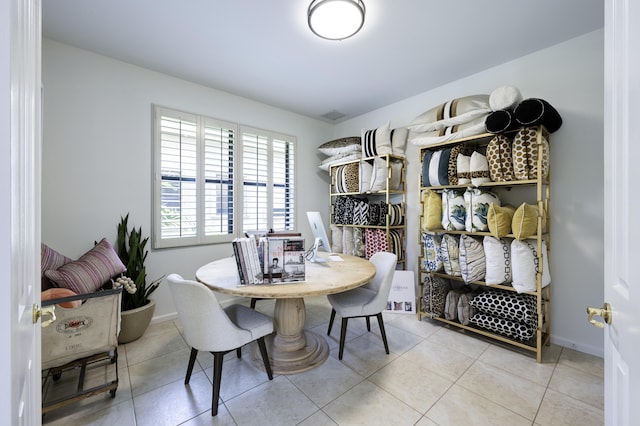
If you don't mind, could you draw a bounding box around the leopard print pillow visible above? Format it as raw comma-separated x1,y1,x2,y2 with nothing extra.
486,134,514,182
447,144,465,186
421,275,450,318
512,127,550,180
342,162,360,193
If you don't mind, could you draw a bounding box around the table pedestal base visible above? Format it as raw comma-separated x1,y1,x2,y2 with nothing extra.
252,297,329,374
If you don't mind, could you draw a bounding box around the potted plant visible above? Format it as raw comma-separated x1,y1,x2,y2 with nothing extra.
114,214,164,343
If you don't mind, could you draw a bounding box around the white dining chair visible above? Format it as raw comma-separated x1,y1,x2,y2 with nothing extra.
326,251,398,360
167,274,274,416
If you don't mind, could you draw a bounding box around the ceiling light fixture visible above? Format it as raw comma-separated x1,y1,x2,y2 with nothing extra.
308,0,366,41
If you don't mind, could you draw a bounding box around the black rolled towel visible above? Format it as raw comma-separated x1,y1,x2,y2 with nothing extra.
514,98,563,133
485,109,517,134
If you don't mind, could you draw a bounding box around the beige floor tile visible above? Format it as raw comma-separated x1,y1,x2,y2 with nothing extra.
368,356,453,414
124,320,187,366
323,380,422,426
426,384,532,426
458,360,546,420
287,356,364,407
181,409,238,426
225,376,318,426
128,347,197,397
329,332,398,377
414,417,439,426
385,314,441,338
43,399,137,426
479,344,557,387
557,347,604,378
426,326,490,359
535,388,604,426
133,371,213,426
548,363,604,410
297,410,338,425
402,339,475,382
382,322,426,355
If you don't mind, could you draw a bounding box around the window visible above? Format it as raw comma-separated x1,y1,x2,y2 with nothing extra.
153,107,296,248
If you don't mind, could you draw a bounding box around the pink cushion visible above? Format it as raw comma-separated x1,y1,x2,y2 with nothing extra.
44,238,125,294
41,243,73,290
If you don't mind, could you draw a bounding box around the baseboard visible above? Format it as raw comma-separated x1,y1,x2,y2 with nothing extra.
551,335,604,358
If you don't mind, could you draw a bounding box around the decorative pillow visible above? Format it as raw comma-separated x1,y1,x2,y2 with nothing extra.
332,165,345,193
470,311,536,341
332,196,349,224
486,135,514,182
389,160,403,191
330,224,344,254
387,203,404,226
447,144,465,186
440,234,461,277
364,228,389,259
342,227,354,255
408,94,491,133
463,187,501,232
489,86,523,111
444,289,462,321
343,196,356,225
370,156,388,192
483,236,512,285
457,292,478,325
41,288,82,309
367,201,387,226
318,136,361,156
487,203,516,239
470,151,490,187
44,238,126,295
459,235,486,283
389,229,404,261
421,275,450,318
41,243,73,290
341,162,360,193
513,98,563,133
470,289,538,326
512,127,550,180
456,154,471,185
352,199,369,226
319,151,362,172
441,189,466,231
391,127,408,156
410,118,488,146
359,159,373,193
421,189,442,231
422,147,452,186
485,109,518,134
421,232,443,272
512,203,538,241
511,239,551,293
353,228,365,257
361,121,392,157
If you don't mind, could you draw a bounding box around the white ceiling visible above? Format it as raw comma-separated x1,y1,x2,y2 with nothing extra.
42,0,603,123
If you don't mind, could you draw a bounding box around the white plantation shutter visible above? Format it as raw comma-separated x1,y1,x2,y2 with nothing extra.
154,106,295,248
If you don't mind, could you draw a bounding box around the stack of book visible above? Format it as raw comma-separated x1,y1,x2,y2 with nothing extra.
232,236,306,284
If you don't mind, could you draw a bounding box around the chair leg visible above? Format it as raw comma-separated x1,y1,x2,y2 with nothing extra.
211,352,224,416
338,317,349,360
376,313,390,355
256,337,273,380
236,348,242,358
185,348,198,384
327,308,336,335
250,298,257,309
366,316,371,332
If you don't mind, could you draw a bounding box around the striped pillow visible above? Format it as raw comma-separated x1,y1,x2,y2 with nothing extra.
41,243,72,290
361,121,392,157
44,238,126,294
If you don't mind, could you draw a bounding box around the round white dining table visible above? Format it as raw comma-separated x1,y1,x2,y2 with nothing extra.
196,252,375,374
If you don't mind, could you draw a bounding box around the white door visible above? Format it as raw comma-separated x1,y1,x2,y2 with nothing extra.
602,0,640,424
2,0,43,423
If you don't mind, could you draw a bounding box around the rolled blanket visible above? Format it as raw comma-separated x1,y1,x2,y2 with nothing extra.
485,110,517,134
514,98,563,133
489,85,523,111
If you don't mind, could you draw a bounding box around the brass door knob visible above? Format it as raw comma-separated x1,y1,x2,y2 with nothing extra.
32,304,56,327
586,303,612,329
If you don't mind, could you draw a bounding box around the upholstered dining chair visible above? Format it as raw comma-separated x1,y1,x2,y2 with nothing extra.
167,274,274,416
326,251,398,360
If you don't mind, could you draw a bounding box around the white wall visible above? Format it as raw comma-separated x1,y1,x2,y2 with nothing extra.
333,29,605,356
42,30,605,356
41,39,334,320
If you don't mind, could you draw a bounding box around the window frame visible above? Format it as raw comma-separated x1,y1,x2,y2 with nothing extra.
152,106,297,249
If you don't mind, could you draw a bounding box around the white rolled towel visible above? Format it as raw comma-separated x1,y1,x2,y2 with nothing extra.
489,85,523,111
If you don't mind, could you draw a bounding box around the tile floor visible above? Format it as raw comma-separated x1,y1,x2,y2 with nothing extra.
41,296,604,426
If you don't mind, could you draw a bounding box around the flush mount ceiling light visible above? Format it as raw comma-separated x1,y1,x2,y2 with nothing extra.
308,0,366,41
